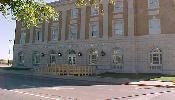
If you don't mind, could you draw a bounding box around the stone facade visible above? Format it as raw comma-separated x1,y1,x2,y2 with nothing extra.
13,0,175,74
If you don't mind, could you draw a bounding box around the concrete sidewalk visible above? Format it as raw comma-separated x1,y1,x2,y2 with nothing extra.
129,80,175,88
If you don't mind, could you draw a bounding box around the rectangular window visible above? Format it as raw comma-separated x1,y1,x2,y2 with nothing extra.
50,55,56,64
33,54,40,65
148,0,159,9
113,0,123,13
152,54,160,64
21,21,26,27
90,22,98,38
51,28,59,41
20,32,26,44
35,30,43,42
113,19,124,36
19,53,24,64
53,16,59,21
91,6,99,16
69,24,77,40
89,55,97,65
71,8,78,19
149,18,161,35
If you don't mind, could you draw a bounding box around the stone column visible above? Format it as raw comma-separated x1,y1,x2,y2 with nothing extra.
29,27,34,43
61,10,66,41
102,0,109,39
128,0,135,38
44,22,49,42
128,0,137,73
80,7,86,40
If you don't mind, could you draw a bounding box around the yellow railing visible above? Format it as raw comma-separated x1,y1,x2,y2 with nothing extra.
36,64,96,76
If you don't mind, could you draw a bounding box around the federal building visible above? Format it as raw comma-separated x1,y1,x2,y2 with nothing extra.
13,0,175,74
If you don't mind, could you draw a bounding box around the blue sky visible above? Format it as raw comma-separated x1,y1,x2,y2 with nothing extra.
0,0,55,60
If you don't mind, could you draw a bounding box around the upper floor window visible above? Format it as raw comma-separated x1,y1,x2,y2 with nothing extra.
91,6,99,16
20,32,26,44
71,8,78,19
113,19,124,36
148,0,159,9
21,21,26,27
90,22,99,38
149,18,161,35
113,0,123,13
35,29,43,42
51,27,59,41
69,24,77,40
53,16,59,21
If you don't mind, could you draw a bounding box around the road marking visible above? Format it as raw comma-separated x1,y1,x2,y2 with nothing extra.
35,94,40,97
4,89,78,100
51,97,57,100
24,92,29,94
108,90,175,100
29,93,34,96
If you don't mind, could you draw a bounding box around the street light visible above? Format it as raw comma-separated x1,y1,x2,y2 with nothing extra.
8,40,12,66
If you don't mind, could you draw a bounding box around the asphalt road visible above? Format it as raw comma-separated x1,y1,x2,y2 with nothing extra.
0,73,175,100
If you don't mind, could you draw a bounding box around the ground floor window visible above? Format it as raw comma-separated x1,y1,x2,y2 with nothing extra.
18,52,24,65
50,50,57,64
89,49,98,65
33,52,40,65
150,48,162,70
112,48,123,69
68,50,76,65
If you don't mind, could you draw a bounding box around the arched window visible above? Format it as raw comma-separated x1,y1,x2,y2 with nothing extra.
150,48,162,69
68,50,76,65
49,50,57,64
89,49,98,65
18,52,24,65
112,48,123,69
32,51,40,65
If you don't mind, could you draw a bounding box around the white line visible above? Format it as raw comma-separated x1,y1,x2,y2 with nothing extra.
35,94,40,97
50,98,56,100
24,92,29,95
14,90,19,93
40,95,44,98
29,93,34,96
44,96,50,99
19,91,23,94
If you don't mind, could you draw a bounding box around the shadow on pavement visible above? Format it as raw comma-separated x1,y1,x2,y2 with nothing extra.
0,69,173,90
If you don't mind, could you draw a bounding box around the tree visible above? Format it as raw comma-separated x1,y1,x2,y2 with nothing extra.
0,0,58,27
0,0,114,27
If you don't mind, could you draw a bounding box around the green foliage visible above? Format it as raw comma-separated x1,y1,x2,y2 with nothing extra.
0,0,58,27
75,0,115,7
0,0,114,27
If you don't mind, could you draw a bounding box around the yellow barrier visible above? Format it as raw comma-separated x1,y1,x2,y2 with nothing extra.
36,64,96,76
